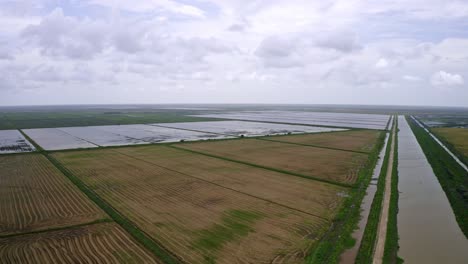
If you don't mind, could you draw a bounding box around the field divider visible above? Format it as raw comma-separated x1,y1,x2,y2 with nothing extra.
0,218,112,239
256,137,371,154
169,145,353,188
111,148,332,222
19,129,182,264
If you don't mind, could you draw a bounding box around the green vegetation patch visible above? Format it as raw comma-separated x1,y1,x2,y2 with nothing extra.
193,209,263,262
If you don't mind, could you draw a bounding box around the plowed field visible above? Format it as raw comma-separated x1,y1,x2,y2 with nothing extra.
0,222,160,263
0,154,106,236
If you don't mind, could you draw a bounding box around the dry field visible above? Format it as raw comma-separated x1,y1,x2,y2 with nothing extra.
117,145,347,220
177,138,370,185
267,130,380,153
53,150,335,264
432,127,468,158
0,222,160,263
0,154,106,236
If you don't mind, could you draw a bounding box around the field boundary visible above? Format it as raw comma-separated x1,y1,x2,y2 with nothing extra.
169,145,353,188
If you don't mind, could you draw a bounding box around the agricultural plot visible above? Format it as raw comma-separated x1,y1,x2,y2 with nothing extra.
156,120,345,137
117,145,347,219
24,124,233,150
267,129,380,153
194,111,390,130
432,127,468,159
0,130,35,154
0,154,106,236
178,138,370,185
23,128,97,150
58,126,148,146
0,222,160,263
53,149,336,264
96,124,232,142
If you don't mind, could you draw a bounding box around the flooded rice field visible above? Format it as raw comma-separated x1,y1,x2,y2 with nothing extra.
0,130,35,154
397,116,468,263
23,128,98,150
193,111,390,130
22,124,234,150
156,120,346,137
340,131,390,263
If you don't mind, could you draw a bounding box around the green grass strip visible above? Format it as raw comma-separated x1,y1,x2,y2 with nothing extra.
169,145,352,188
407,116,468,238
305,127,387,264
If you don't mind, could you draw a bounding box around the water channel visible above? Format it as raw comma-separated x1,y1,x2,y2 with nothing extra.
397,116,468,263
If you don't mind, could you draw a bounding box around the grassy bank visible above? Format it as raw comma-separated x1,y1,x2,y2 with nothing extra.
354,119,394,264
383,117,403,264
407,116,468,238
306,129,387,263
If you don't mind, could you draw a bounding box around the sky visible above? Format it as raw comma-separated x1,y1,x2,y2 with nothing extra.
1,0,468,107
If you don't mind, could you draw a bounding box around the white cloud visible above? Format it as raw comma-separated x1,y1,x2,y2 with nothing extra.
403,75,422,81
375,58,389,68
430,71,464,86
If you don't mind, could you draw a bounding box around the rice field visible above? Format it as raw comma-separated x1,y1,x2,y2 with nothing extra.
178,138,371,185
0,130,35,154
23,124,233,150
53,149,337,263
116,145,347,220
431,127,468,158
0,222,160,264
23,128,98,150
0,154,106,236
266,130,381,153
155,120,346,137
193,111,390,130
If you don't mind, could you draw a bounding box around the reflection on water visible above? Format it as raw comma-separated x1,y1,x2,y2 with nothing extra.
397,116,468,263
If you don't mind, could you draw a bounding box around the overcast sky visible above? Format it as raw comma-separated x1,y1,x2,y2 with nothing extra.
1,0,468,107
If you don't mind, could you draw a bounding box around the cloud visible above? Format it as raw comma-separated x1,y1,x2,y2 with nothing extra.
430,71,464,86
403,75,422,81
375,58,389,68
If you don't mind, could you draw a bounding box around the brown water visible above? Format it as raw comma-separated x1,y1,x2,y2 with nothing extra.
340,131,390,263
397,116,468,263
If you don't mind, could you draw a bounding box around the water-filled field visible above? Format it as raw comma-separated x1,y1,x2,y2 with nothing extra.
0,130,35,154
156,120,345,137
193,111,390,130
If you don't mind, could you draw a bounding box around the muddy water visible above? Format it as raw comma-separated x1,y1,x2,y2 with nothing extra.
340,131,390,263
397,116,468,263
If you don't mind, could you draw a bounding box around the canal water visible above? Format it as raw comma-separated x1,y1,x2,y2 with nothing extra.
397,116,468,263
